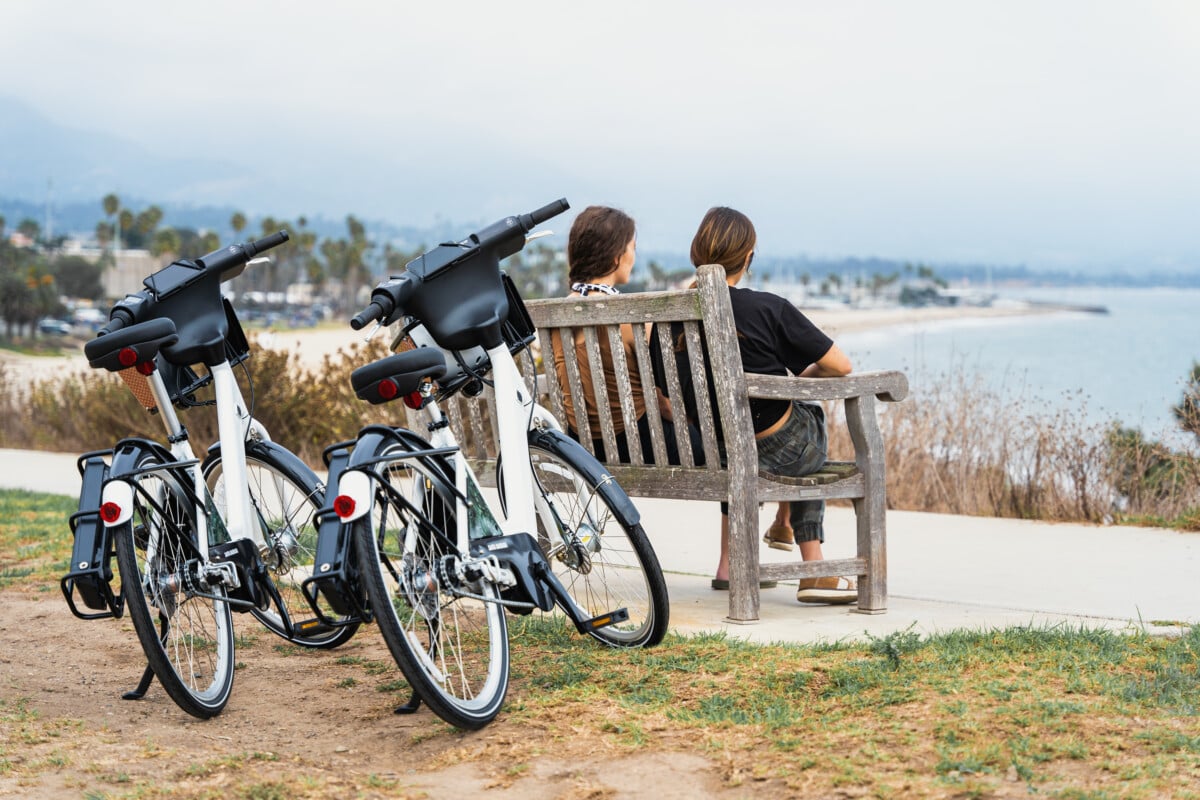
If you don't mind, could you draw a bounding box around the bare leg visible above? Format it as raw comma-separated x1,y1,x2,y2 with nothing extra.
799,539,823,561
716,515,731,581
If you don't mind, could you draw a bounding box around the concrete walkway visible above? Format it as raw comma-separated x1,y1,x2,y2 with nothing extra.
4,448,1197,645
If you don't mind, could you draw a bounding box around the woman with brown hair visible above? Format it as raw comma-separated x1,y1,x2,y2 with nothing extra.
551,205,684,464
655,206,858,604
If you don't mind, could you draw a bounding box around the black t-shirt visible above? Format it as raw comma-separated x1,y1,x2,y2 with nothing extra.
651,286,834,435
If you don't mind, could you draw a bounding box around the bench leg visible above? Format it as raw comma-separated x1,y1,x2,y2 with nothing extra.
851,495,887,614
726,491,760,622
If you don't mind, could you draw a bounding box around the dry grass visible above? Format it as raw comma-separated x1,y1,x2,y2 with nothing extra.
3,351,1198,529
826,371,1200,529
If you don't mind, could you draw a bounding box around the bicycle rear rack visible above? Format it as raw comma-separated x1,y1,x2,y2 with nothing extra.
62,451,124,620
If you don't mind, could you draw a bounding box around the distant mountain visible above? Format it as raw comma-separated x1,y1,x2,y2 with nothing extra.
0,95,480,250
0,95,250,209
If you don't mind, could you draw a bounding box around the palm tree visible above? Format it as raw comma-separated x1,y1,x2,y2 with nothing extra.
102,194,120,251
230,211,246,241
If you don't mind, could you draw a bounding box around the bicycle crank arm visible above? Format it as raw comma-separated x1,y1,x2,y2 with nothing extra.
532,560,630,636
472,533,629,633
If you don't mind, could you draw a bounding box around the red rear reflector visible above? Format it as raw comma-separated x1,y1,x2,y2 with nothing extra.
118,347,138,367
136,360,156,375
99,502,122,523
333,495,356,519
403,390,424,410
378,379,398,400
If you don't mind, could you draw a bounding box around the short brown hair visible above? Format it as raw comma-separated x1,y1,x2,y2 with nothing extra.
567,206,636,284
690,207,756,281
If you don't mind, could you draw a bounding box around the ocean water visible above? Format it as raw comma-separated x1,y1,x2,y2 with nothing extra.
836,286,1200,448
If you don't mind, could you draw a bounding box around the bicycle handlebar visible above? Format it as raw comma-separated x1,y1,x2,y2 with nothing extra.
521,198,570,230
350,274,417,330
197,230,290,276
349,199,569,331
96,232,292,336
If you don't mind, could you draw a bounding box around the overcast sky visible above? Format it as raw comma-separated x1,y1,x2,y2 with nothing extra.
3,0,1199,270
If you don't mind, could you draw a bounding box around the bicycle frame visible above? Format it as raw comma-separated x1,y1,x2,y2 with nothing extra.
101,358,268,559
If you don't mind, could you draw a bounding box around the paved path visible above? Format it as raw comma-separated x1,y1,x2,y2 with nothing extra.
4,448,1196,645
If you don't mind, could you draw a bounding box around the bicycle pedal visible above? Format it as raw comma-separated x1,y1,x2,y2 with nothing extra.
294,618,336,636
580,608,629,631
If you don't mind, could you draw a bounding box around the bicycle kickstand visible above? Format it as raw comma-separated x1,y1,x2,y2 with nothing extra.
123,663,156,701
394,690,422,716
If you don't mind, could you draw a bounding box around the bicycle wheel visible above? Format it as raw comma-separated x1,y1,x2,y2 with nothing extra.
354,439,509,730
204,445,359,649
113,452,235,718
528,438,669,648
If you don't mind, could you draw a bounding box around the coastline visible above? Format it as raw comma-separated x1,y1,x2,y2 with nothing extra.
0,302,1054,376
802,302,1057,338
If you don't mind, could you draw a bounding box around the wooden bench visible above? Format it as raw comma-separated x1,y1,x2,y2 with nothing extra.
436,264,908,622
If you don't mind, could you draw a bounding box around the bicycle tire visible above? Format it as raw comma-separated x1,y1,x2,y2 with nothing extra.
204,446,359,649
354,438,510,729
113,451,235,718
527,439,670,648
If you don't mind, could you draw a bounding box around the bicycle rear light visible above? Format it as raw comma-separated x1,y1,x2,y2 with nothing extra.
136,360,156,376
99,502,122,523
118,347,138,367
403,390,425,410
378,379,398,401
333,495,356,519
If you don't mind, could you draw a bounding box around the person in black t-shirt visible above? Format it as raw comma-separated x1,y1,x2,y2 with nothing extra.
654,206,858,605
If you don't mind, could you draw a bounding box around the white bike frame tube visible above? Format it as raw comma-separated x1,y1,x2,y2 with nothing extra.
210,361,262,548
144,368,209,554
487,343,535,535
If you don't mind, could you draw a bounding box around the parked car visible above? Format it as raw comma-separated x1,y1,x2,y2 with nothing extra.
37,318,73,336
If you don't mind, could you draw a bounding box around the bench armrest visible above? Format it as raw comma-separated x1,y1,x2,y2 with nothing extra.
744,369,909,403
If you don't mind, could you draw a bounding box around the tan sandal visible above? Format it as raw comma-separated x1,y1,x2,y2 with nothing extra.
796,576,858,605
762,524,795,551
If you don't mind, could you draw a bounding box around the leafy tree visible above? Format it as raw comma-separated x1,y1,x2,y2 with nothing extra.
50,254,104,300
150,228,181,258
506,242,565,299
16,218,40,241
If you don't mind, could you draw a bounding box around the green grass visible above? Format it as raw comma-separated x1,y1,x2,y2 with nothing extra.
4,488,1200,798
0,489,76,590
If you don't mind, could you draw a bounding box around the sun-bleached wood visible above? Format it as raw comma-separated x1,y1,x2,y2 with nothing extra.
443,265,907,621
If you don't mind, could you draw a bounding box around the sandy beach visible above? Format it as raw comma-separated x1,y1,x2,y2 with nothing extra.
1,301,1054,379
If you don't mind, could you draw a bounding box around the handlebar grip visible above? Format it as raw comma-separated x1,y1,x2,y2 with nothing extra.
97,318,126,336
525,198,570,228
350,302,386,331
246,230,290,258
97,312,131,336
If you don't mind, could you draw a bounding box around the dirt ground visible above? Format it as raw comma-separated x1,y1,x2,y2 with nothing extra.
0,589,758,800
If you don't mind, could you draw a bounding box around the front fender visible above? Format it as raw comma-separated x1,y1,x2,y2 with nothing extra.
526,428,641,528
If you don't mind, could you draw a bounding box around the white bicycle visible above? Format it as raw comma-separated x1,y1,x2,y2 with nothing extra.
67,233,358,718
310,199,669,729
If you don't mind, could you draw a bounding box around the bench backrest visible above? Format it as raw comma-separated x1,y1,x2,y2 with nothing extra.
435,265,754,501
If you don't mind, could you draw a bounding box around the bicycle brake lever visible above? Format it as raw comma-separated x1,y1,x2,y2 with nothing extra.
363,321,384,342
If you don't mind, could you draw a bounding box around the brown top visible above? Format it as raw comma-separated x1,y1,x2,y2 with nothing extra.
551,323,647,437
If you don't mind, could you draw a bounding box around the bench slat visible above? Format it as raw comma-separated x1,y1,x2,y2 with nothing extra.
629,323,670,466
653,323,696,468
537,328,568,427
605,325,645,465
527,291,702,327
746,371,909,403
682,320,722,471
556,328,595,455
582,326,620,462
